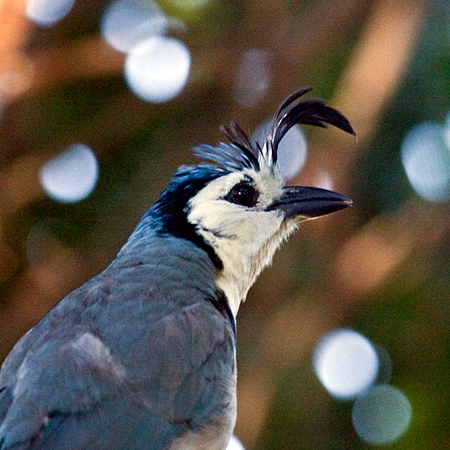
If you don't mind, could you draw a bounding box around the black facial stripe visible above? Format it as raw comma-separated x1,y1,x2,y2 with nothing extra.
206,288,236,338
198,225,237,240
145,168,225,270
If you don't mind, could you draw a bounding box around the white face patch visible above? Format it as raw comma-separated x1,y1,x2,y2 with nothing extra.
187,169,284,246
186,167,298,316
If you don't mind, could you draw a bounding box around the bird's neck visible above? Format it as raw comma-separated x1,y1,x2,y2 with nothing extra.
214,270,251,318
114,230,220,296
212,220,299,317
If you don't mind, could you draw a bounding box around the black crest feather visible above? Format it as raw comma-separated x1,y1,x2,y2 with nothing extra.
271,87,355,157
196,87,355,171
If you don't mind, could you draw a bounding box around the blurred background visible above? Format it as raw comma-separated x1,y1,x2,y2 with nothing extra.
0,0,449,448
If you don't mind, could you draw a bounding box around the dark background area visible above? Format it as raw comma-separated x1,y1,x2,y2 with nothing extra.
1,0,449,448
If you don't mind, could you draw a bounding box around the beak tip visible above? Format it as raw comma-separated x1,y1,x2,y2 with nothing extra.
343,197,353,207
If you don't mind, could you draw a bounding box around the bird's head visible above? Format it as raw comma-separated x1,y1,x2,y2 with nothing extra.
146,87,355,316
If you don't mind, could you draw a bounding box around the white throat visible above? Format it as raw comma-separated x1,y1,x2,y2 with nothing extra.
212,219,298,316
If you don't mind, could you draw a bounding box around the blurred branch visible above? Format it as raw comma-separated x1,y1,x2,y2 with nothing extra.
298,0,427,192
332,0,427,144
21,37,125,99
0,0,33,101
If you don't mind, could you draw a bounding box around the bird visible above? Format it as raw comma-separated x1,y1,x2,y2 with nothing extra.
0,87,354,450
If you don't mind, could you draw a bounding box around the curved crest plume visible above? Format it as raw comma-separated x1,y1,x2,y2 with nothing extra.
195,87,355,171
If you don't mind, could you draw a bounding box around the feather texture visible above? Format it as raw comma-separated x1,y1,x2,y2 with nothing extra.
199,87,355,171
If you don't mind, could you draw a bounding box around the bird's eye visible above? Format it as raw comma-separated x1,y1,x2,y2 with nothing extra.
225,181,259,207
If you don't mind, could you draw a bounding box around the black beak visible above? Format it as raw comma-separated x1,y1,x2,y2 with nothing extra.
267,186,352,219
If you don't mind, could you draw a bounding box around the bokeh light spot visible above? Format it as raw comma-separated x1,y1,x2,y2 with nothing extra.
40,144,99,203
125,37,191,103
401,122,450,202
234,49,272,108
226,435,245,450
352,384,412,445
253,121,307,181
26,0,75,27
101,0,170,53
313,329,379,400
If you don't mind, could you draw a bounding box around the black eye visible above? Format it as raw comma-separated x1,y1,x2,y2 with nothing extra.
224,181,259,207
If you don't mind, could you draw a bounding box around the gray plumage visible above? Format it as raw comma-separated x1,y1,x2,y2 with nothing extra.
1,234,235,449
0,88,354,449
